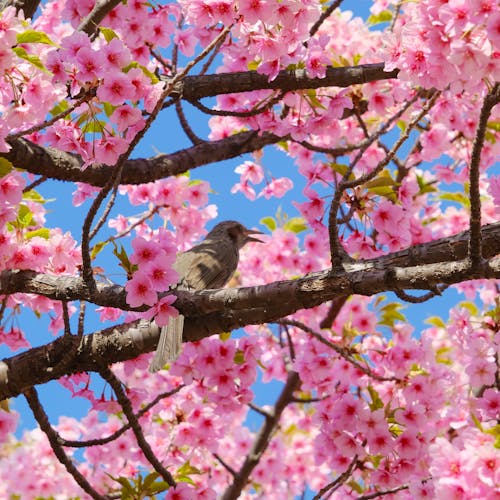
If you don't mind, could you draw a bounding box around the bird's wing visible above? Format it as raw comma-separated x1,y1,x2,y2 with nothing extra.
174,244,233,290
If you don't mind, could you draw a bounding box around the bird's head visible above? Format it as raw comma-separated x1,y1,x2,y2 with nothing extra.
209,220,264,249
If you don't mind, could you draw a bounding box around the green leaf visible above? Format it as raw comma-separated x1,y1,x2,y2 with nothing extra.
17,30,55,45
123,61,160,83
486,121,500,132
440,192,469,206
367,185,397,201
81,120,106,134
458,301,479,316
233,350,245,365
142,472,160,490
219,331,231,341
283,216,307,233
329,162,355,181
91,241,108,260
25,228,50,240
100,27,118,42
8,204,34,230
367,10,392,26
23,190,52,203
378,302,406,327
12,46,49,73
0,158,13,177
247,60,260,71
364,173,395,189
425,316,446,328
102,101,116,118
397,120,407,132
367,385,384,411
347,480,364,494
260,216,276,231
176,460,201,476
112,243,136,276
50,100,69,117
305,89,327,110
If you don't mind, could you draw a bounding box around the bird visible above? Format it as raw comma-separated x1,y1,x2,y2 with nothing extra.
149,220,264,372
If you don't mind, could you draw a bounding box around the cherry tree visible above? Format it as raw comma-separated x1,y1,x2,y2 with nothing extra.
0,0,499,498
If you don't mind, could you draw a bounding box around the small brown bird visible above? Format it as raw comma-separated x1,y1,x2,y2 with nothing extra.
149,220,263,372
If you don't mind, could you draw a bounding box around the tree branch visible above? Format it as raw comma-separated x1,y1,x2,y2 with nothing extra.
0,0,40,18
221,371,300,500
99,366,176,487
24,387,109,500
1,223,500,399
78,0,123,36
468,83,500,271
1,63,398,186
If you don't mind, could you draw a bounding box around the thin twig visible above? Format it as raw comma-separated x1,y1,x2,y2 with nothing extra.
58,385,184,448
328,90,440,266
24,387,108,500
187,90,285,118
278,319,399,383
213,453,237,477
78,0,122,36
309,0,343,40
393,284,448,303
312,455,358,499
99,366,177,487
23,175,47,193
7,91,95,141
175,99,204,145
468,83,500,272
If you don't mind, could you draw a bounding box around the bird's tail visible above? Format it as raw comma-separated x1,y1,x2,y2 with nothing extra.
148,314,184,373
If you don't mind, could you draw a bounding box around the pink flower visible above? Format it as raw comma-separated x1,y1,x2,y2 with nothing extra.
75,46,104,82
486,11,500,49
110,104,143,132
94,136,128,165
372,199,405,234
239,0,275,24
475,388,500,420
101,37,131,69
97,72,135,105
259,177,293,199
152,295,178,327
143,258,179,292
125,271,157,307
130,236,157,266
234,161,264,185
0,408,18,442
231,180,257,200
72,183,99,206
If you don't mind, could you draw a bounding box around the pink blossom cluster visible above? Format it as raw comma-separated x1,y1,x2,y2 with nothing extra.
0,0,499,498
0,165,81,348
382,0,500,90
232,160,293,200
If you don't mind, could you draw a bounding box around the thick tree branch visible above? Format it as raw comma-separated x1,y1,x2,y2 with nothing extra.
2,222,500,307
2,131,278,186
1,63,398,186
177,63,398,100
0,0,40,18
1,223,500,399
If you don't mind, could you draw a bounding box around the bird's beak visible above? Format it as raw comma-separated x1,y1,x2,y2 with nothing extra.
244,228,264,243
